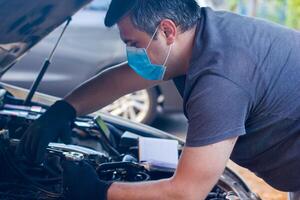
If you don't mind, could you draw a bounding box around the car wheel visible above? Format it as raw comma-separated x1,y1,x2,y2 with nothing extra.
98,88,158,124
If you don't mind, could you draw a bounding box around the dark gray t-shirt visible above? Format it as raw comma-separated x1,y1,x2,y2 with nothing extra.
174,7,300,191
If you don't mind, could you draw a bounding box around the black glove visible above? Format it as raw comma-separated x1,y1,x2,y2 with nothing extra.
16,100,76,164
62,160,113,200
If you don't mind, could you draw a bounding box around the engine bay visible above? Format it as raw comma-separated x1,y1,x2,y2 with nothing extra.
0,91,259,200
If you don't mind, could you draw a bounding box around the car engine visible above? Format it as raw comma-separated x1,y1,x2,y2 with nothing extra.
0,91,260,200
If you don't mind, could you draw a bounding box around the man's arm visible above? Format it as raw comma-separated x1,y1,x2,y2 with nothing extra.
16,62,160,163
107,137,238,200
64,62,161,116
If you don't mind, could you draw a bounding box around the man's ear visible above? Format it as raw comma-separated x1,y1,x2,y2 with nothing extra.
159,19,177,45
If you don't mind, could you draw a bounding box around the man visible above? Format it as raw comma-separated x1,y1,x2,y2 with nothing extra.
17,0,300,199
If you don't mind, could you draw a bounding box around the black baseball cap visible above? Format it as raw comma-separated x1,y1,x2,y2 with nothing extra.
104,0,138,27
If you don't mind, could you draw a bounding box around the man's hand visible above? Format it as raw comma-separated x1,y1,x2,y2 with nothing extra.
62,160,113,200
16,100,76,164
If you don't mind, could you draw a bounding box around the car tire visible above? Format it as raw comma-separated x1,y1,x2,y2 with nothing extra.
98,88,158,125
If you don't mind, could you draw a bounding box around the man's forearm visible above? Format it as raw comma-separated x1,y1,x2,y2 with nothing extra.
64,64,126,116
64,62,160,116
107,178,186,200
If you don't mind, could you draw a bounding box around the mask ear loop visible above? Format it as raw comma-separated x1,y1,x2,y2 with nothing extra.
159,44,172,80
146,26,173,66
146,26,160,50
163,44,172,67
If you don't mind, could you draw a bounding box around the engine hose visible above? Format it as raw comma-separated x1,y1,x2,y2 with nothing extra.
0,147,63,199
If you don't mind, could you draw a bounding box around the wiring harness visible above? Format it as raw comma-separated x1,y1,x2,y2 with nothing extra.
0,127,238,200
0,131,63,200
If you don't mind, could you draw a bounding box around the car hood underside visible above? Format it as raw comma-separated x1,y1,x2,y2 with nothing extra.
0,0,92,76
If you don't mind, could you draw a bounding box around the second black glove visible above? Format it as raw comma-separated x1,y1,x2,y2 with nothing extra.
62,160,113,200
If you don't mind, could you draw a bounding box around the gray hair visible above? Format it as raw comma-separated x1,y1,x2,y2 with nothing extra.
128,0,201,36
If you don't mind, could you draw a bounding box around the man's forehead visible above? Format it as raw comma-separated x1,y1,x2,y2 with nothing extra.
117,16,149,43
117,16,136,35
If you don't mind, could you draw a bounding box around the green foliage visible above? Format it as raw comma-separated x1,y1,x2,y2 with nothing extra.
286,0,300,29
260,0,286,24
229,0,239,11
222,0,300,29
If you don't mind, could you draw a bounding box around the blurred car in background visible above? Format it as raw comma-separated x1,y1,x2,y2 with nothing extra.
2,0,182,124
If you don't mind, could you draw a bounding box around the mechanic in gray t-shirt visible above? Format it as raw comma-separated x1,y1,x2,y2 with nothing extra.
19,0,300,199
175,7,300,192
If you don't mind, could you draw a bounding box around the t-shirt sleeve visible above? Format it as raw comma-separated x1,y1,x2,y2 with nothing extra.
185,74,252,147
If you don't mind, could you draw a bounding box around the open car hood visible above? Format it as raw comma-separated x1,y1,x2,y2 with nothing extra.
0,0,92,76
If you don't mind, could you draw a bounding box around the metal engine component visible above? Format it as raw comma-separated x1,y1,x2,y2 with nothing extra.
0,129,9,140
47,143,109,164
63,151,84,161
96,162,151,182
0,105,261,200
